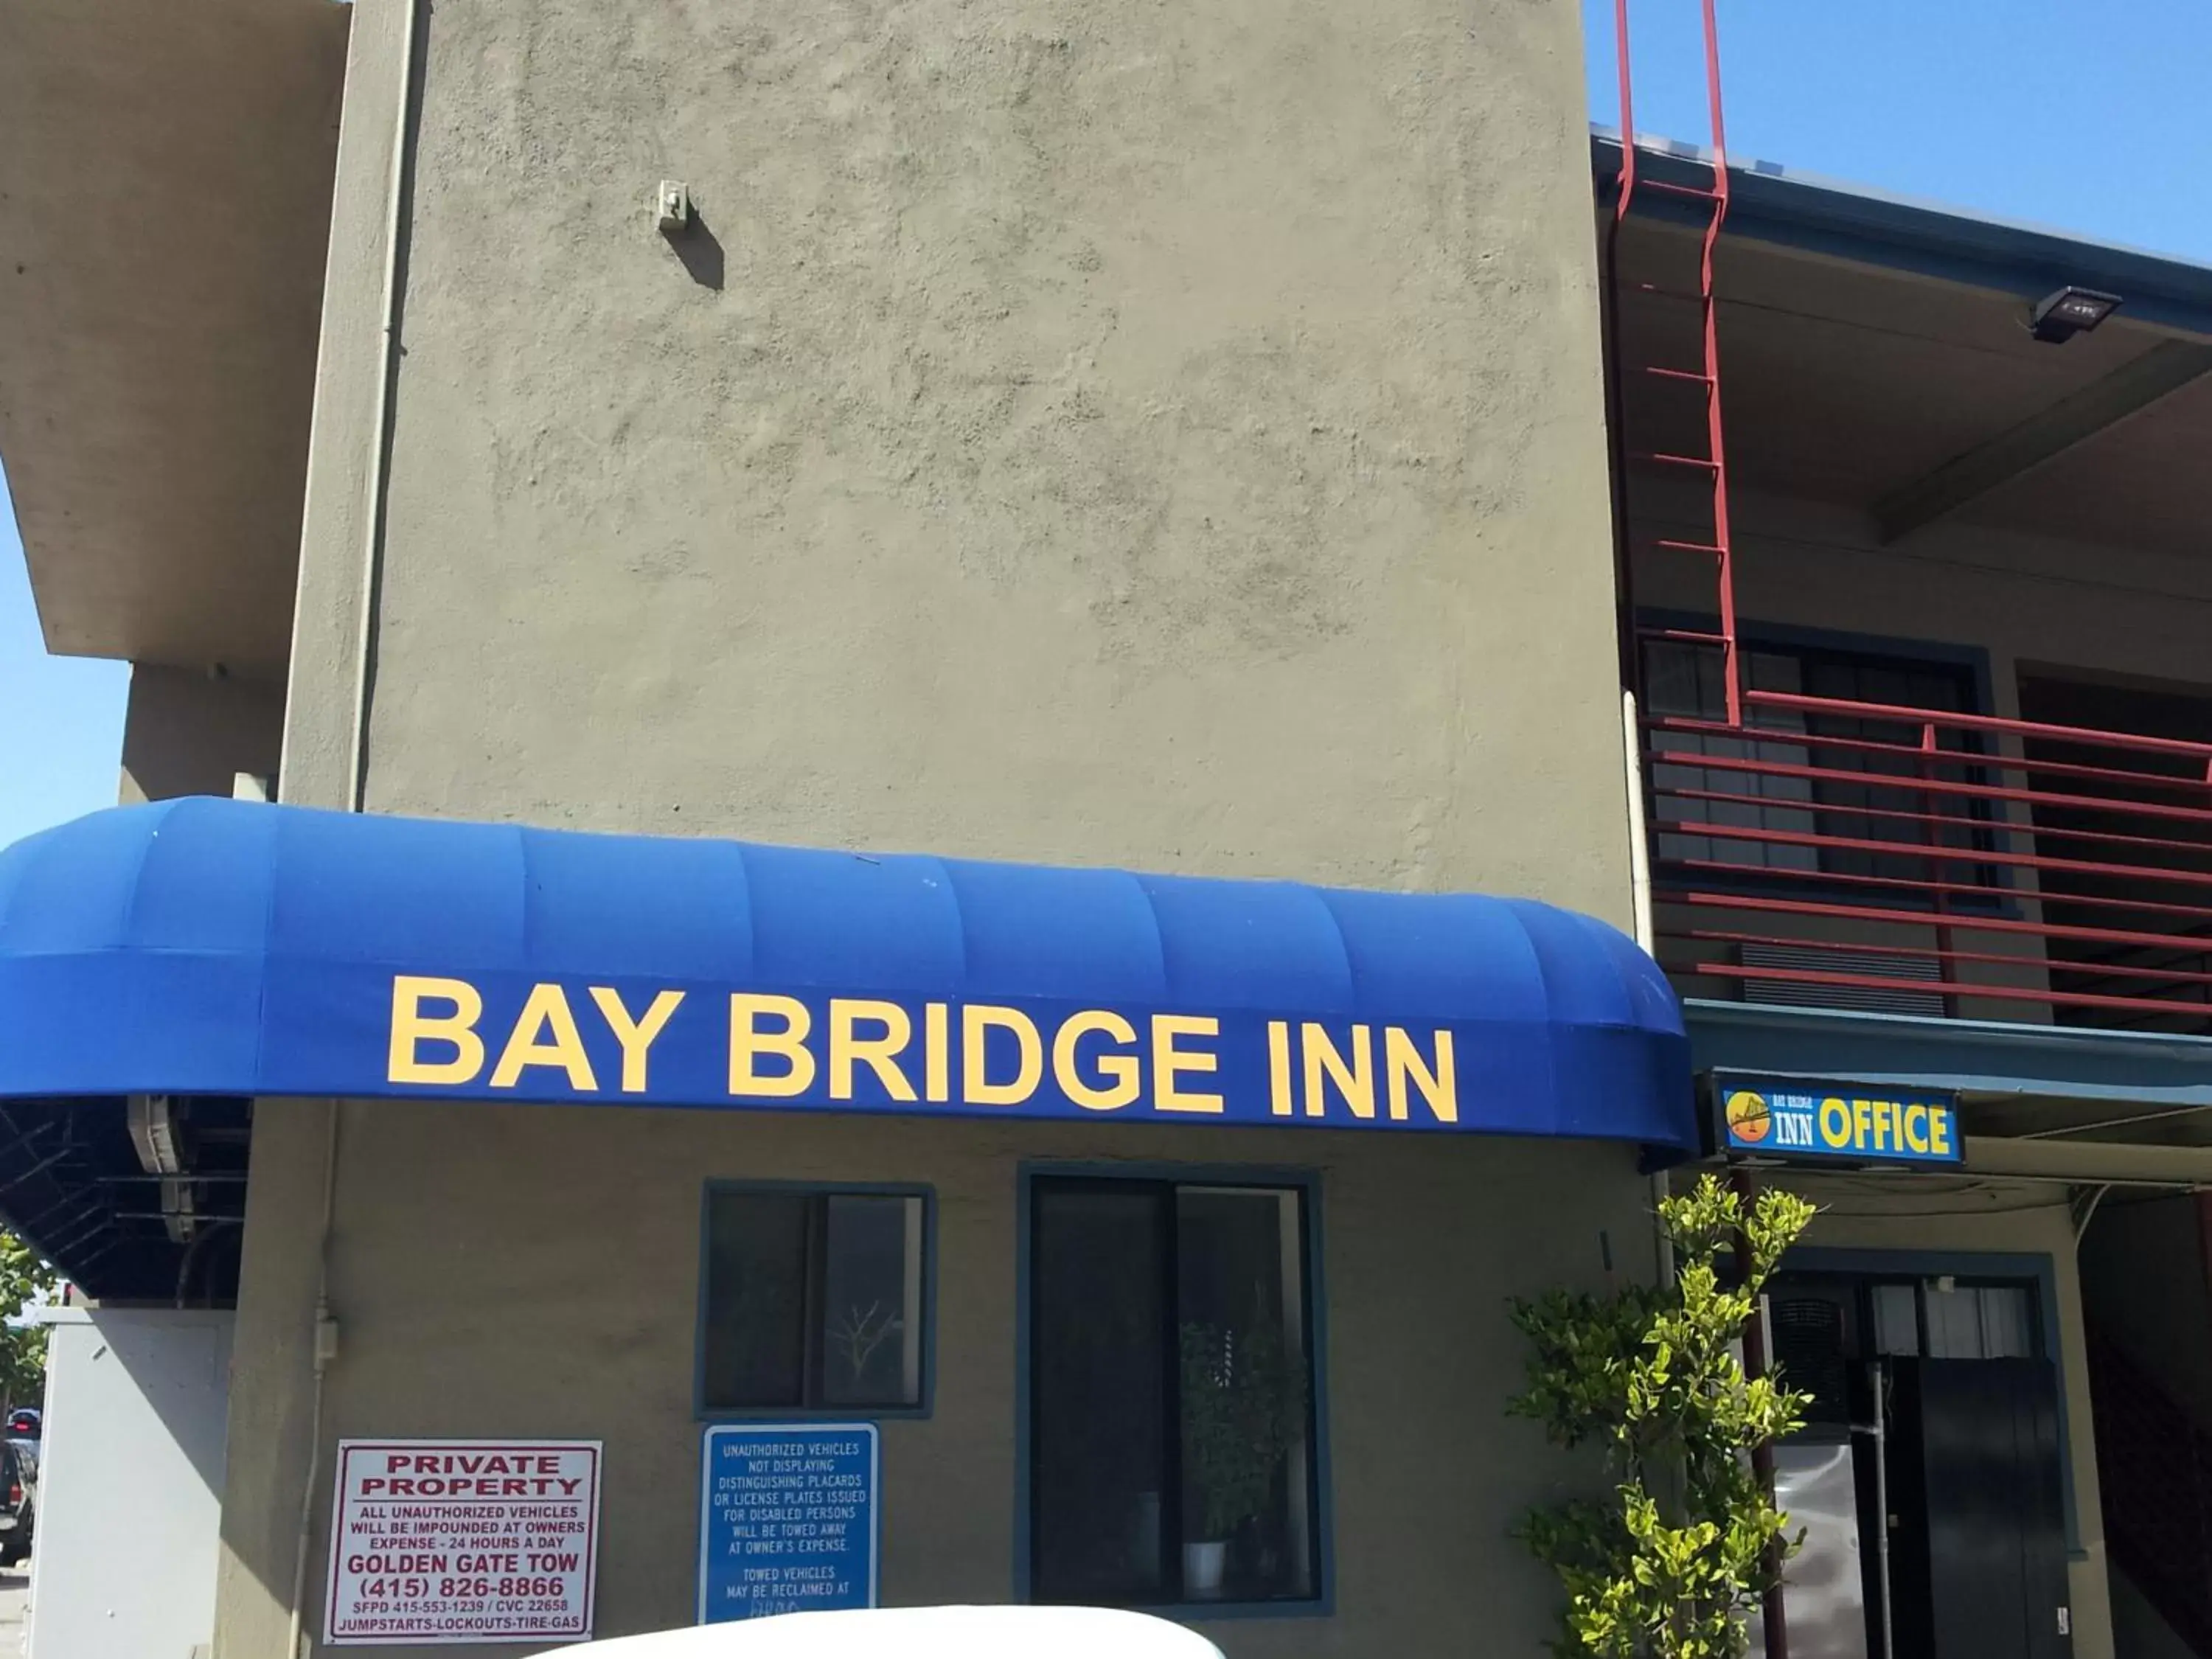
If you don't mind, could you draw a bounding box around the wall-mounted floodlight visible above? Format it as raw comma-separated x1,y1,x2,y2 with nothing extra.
2028,286,2121,344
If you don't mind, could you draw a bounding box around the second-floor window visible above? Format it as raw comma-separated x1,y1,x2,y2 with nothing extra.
1643,633,1997,894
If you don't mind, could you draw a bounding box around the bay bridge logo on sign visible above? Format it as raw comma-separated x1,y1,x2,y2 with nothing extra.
1719,1077,1961,1166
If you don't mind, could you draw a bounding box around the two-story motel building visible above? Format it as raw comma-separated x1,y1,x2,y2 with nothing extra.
3,2,2212,1658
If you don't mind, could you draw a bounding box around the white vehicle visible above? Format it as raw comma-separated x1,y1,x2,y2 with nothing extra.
566,1606,1225,1658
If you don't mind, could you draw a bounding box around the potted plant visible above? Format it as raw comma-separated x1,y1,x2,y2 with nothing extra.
1178,1316,1306,1599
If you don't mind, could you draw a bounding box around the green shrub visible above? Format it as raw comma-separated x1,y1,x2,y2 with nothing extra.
1509,1175,1816,1659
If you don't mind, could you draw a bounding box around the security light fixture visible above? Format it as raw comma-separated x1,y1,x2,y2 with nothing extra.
2028,285,2121,344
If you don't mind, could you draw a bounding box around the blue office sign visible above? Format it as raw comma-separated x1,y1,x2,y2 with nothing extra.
1714,1074,1964,1167
698,1423,880,1624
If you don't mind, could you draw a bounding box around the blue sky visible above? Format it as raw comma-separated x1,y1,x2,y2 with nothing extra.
1,1,2207,845
0,462,126,849
1588,0,2212,262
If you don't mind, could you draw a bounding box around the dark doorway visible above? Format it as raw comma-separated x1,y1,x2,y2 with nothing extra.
1886,1359,2072,1659
1761,1270,2071,1659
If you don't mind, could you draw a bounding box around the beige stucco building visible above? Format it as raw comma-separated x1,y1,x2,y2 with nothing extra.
4,3,2212,1659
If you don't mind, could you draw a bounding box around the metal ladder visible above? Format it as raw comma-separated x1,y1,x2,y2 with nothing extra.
1607,0,1742,725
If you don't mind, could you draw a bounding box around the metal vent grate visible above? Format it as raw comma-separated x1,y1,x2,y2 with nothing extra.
1740,942,1945,1018
1770,1295,1851,1428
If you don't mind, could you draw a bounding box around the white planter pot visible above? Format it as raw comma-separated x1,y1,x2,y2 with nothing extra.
1130,1492,1161,1576
1183,1539,1228,1599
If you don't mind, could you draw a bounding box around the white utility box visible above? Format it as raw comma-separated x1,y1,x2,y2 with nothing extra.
26,1307,232,1659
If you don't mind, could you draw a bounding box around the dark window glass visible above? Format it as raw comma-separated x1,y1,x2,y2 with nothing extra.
701,1189,924,1411
1644,634,1997,891
1030,1178,1318,1608
1774,1273,2043,1366
1032,1183,1172,1605
819,1194,924,1407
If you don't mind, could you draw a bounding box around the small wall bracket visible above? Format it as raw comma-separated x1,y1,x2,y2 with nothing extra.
655,180,692,234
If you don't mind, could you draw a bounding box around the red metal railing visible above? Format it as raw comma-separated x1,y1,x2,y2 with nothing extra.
1644,689,2212,1030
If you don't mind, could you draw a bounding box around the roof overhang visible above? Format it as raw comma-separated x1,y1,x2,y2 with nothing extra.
0,0,349,678
1593,132,2212,339
1596,132,2212,557
0,799,1695,1150
1686,998,2212,1141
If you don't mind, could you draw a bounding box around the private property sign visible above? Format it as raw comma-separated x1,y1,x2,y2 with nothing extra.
325,1439,602,1645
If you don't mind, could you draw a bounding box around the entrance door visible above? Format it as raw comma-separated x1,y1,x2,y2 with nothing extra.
1764,1272,2072,1659
1886,1358,2072,1659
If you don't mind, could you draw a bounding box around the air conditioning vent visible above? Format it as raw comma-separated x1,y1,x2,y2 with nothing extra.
1740,942,1945,1018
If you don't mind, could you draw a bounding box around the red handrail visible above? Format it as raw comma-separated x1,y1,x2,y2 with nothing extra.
1649,719,2212,799
1662,817,2212,892
1671,890,2212,959
1684,931,2212,990
1685,962,2205,1019
1658,784,2212,860
1647,742,2212,821
1644,689,2212,1029
1663,856,2210,922
1742,689,2212,767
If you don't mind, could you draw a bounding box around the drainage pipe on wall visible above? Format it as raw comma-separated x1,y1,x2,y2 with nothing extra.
346,0,420,815
1623,688,1677,1284
285,1105,344,1659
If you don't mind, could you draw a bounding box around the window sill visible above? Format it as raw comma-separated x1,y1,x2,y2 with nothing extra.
1035,1601,1327,1628
1121,1599,1333,1623
695,1405,932,1423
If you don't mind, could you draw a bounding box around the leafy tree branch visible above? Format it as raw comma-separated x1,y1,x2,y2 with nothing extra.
1510,1175,1816,1659
0,1232,61,1413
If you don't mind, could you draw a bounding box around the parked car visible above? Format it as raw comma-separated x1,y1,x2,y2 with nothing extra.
566,1607,1225,1657
0,1437,35,1565
6,1409,38,1438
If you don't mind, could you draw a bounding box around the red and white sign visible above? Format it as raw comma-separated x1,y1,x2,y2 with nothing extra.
325,1439,602,1646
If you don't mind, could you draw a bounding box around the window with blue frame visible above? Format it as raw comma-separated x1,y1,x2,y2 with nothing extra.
1029,1176,1321,1609
700,1187,926,1412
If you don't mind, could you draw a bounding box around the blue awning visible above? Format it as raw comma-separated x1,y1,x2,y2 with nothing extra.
0,799,1694,1149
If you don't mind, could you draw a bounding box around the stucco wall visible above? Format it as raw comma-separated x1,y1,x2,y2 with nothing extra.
229,1102,1654,1658
1781,1172,2114,1659
283,0,1630,914
238,0,1638,1650
0,0,347,678
117,665,285,805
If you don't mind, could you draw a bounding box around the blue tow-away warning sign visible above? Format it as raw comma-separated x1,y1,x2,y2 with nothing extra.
698,1423,879,1624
